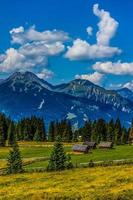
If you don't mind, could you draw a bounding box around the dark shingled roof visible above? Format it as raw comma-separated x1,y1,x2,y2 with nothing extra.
83,141,97,149
72,144,89,153
98,141,113,148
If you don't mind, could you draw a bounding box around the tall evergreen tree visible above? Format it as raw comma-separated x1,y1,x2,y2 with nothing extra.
62,121,73,142
58,120,67,139
67,121,73,142
33,128,42,141
114,118,122,144
82,120,92,141
37,118,46,141
47,136,69,171
23,124,30,141
73,130,79,142
129,120,133,144
15,123,23,141
6,142,23,174
41,118,46,141
107,119,115,142
0,113,9,141
91,120,98,142
96,119,107,142
54,121,59,139
48,121,55,142
7,121,15,146
0,116,5,147
121,127,127,144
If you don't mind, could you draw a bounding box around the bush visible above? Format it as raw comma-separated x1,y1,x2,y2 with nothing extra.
88,160,94,168
65,155,73,169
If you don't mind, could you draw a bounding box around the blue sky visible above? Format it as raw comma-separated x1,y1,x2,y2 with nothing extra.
0,0,133,89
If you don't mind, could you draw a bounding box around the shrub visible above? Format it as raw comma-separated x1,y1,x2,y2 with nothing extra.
88,160,94,168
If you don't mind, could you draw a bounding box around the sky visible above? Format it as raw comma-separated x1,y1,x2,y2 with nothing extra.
0,0,133,89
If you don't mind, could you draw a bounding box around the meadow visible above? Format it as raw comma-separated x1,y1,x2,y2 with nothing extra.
0,165,133,200
0,142,133,199
0,142,133,170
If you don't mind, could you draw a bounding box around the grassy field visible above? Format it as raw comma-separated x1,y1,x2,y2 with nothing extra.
0,142,133,199
0,165,133,200
0,142,133,170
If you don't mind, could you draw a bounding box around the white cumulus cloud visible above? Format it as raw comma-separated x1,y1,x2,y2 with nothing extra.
75,71,104,85
0,26,69,74
86,26,93,36
65,4,121,61
10,26,24,34
93,61,133,75
93,4,118,46
37,69,54,79
109,81,133,91
10,25,69,44
65,39,120,60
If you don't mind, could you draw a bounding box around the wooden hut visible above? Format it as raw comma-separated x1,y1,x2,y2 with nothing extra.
83,141,97,149
98,141,113,149
72,144,89,153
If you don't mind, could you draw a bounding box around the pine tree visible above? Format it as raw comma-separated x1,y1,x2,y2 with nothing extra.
114,118,122,144
67,121,73,142
6,142,23,174
0,117,5,147
107,119,115,142
15,123,22,141
54,121,59,139
7,122,15,146
58,120,67,139
96,119,107,142
62,121,73,142
47,136,72,171
48,121,55,142
73,130,79,142
121,127,127,144
41,119,46,141
33,128,42,141
23,125,30,141
37,118,46,141
91,120,98,142
0,113,9,141
82,120,92,141
129,120,133,144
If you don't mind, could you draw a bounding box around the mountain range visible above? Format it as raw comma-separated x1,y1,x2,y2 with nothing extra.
0,71,133,127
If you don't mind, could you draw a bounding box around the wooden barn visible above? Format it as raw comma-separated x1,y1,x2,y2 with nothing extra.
72,144,89,153
98,141,113,149
83,141,97,149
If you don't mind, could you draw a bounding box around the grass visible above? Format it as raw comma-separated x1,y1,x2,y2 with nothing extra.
0,142,133,170
0,165,133,199
71,145,133,164
0,142,133,199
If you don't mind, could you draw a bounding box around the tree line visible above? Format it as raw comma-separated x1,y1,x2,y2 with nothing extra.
48,118,130,145
0,114,47,146
0,113,132,146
